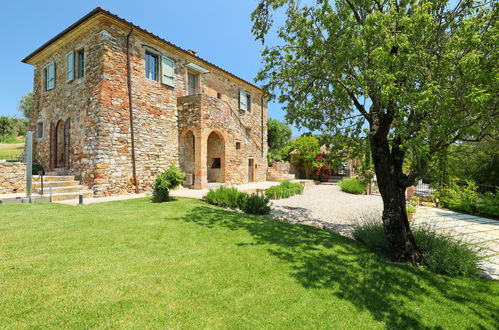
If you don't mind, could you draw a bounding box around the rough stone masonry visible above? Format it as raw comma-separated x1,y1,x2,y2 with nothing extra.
23,7,268,196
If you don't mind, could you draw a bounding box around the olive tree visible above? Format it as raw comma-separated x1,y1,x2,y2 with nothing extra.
252,0,497,263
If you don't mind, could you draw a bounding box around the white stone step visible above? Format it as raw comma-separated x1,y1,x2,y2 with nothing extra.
32,180,80,188
34,185,85,194
50,190,93,202
41,175,75,182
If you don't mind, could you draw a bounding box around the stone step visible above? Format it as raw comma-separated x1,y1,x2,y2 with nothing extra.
32,180,80,188
50,190,93,202
33,185,85,194
39,175,75,182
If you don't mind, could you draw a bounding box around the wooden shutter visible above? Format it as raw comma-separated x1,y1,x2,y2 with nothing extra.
47,62,55,90
66,51,74,82
161,56,175,87
239,90,247,111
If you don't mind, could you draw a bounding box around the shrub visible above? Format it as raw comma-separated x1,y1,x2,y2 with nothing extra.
406,206,416,214
265,180,304,199
204,186,247,209
352,220,480,277
241,194,272,215
436,180,499,217
339,178,366,194
153,164,186,202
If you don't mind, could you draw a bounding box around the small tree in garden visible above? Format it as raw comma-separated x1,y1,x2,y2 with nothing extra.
153,164,186,202
268,118,293,162
287,135,321,178
252,0,497,264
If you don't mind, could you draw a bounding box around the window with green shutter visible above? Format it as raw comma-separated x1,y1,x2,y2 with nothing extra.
239,89,248,111
161,56,175,87
44,62,56,91
66,51,74,82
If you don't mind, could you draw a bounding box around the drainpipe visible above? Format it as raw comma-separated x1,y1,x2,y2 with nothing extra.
126,27,139,193
261,95,265,157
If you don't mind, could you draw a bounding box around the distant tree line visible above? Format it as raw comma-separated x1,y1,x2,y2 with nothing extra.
0,117,28,143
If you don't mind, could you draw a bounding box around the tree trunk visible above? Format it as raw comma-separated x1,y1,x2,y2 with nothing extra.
369,118,423,265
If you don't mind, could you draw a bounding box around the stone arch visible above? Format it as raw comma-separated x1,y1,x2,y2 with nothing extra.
179,129,196,186
206,130,225,183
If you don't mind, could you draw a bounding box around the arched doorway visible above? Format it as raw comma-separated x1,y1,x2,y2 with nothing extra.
179,130,195,186
207,131,225,183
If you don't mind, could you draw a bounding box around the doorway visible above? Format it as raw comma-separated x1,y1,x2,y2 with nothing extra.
248,158,254,182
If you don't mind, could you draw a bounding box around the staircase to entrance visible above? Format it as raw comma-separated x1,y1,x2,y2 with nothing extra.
33,174,93,201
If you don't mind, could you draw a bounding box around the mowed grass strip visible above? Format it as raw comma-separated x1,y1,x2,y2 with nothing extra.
1,198,498,328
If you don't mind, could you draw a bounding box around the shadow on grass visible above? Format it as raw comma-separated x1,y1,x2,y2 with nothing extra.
173,203,498,328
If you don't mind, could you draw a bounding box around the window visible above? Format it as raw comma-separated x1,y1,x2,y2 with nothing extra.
188,72,198,95
211,158,221,169
239,89,250,111
145,51,159,81
217,92,222,99
246,93,251,112
77,50,85,78
236,142,241,150
44,62,56,91
36,121,44,139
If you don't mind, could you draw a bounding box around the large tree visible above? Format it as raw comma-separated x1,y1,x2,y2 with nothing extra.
252,0,498,263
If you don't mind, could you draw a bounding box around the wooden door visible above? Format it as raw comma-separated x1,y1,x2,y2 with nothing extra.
64,119,70,168
248,159,254,182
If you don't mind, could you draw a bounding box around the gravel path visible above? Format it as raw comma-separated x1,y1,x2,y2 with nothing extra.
271,183,383,236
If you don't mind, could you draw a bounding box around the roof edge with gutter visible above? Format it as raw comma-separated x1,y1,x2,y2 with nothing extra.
21,7,263,93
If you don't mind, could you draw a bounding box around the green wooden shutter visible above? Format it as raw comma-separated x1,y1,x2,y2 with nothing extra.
47,62,55,90
239,90,247,111
66,51,74,82
161,56,175,87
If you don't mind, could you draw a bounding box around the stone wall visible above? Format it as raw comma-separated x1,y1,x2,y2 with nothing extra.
29,23,106,190
0,162,26,193
27,15,267,195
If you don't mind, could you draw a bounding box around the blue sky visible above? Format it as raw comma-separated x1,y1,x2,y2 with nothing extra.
0,0,295,131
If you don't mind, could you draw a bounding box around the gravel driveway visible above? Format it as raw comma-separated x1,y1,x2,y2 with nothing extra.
271,183,383,236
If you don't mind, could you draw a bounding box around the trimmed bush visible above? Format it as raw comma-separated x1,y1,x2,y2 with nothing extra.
153,164,186,202
339,178,366,194
241,194,272,215
265,180,304,199
204,187,271,215
352,220,480,277
204,186,247,209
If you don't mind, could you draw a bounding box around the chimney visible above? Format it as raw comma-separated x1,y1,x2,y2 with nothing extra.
186,49,197,56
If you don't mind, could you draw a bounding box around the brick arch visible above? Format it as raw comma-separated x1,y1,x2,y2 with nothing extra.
206,130,226,183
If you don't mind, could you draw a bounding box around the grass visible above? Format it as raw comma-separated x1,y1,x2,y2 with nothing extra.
1,198,498,328
0,136,25,157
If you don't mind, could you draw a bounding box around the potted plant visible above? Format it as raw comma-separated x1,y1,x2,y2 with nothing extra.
406,206,416,221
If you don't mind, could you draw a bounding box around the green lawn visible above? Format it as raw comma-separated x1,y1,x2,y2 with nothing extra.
1,198,498,328
0,136,25,157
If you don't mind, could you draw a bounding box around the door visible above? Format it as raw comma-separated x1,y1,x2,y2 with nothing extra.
248,159,254,182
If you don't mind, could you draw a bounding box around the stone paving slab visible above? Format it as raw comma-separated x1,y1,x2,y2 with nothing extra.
414,207,498,280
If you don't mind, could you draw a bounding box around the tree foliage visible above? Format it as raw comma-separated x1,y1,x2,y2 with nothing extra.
17,92,33,119
252,0,498,263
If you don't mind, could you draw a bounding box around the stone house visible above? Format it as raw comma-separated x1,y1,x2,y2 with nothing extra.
22,7,268,196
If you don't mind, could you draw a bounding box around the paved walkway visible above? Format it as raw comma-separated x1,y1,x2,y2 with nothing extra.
413,207,499,280
271,184,498,279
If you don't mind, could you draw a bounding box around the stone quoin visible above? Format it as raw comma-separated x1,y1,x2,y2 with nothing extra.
23,7,268,196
